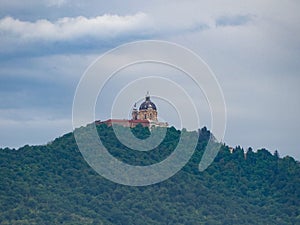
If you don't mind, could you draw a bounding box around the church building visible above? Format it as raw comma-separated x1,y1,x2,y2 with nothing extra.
132,94,158,121
96,92,168,128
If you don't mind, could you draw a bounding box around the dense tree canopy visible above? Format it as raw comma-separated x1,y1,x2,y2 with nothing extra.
0,124,299,224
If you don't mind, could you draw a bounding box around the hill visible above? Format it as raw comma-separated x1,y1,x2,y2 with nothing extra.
0,124,299,224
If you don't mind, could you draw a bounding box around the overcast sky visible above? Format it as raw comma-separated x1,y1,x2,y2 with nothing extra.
0,0,299,160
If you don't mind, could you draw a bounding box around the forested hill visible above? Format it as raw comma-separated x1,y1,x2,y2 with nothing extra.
0,125,299,225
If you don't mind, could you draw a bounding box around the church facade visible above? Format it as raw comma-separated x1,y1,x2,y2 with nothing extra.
97,93,168,128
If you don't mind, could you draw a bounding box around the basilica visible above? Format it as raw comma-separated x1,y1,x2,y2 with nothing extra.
96,93,168,128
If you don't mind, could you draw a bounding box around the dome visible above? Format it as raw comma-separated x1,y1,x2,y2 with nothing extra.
139,96,157,110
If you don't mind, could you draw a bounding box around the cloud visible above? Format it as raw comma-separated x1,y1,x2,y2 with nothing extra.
216,14,254,27
46,0,68,7
0,114,71,148
0,12,150,41
0,0,299,159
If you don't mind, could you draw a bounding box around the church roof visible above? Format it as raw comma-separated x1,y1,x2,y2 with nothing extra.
139,95,157,110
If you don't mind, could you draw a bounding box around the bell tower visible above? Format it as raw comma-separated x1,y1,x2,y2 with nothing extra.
131,103,138,120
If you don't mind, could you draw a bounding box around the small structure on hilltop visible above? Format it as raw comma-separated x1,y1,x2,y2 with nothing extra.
96,92,168,128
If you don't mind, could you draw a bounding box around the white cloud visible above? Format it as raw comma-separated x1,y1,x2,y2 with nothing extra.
46,0,68,7
0,12,150,41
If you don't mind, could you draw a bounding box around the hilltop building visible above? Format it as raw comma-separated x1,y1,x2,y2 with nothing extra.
96,92,168,128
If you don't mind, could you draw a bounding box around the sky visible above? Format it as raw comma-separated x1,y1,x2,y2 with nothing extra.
0,0,299,160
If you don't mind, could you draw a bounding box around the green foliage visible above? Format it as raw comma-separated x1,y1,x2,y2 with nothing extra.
0,125,299,224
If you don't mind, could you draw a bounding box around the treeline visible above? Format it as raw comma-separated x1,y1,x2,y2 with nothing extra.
0,124,299,224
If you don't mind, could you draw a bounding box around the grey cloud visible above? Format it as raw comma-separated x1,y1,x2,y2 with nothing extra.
0,0,299,160
216,14,254,27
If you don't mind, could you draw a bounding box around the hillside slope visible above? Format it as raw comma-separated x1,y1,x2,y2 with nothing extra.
0,125,299,225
